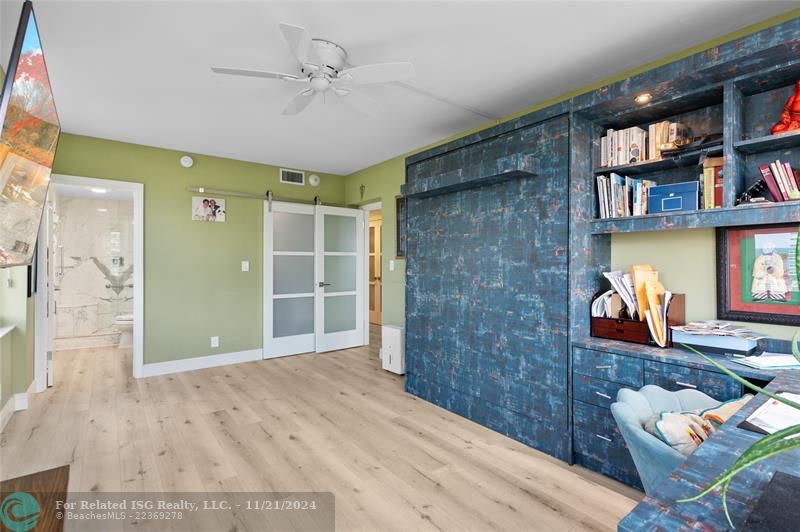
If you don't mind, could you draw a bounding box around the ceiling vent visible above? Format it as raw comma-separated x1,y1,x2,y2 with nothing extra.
280,168,305,186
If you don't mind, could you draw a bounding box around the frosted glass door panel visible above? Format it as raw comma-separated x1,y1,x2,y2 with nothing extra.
274,256,314,295
324,255,356,293
324,215,356,252
324,295,357,333
264,202,316,358
274,212,314,252
274,297,314,338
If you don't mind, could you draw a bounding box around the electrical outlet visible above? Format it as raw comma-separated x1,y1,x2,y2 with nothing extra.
210,336,219,348
241,260,249,272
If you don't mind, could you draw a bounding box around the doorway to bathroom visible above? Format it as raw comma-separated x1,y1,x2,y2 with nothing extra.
34,175,144,389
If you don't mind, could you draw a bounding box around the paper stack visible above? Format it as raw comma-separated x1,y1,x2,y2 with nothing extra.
600,271,638,319
631,264,673,347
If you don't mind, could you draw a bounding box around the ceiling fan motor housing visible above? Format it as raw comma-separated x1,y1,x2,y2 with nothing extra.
310,39,348,72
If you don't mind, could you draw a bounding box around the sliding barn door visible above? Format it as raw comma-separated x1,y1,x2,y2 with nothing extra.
264,202,316,358
314,206,365,353
264,202,365,358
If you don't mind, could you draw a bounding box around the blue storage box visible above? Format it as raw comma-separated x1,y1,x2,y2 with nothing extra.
647,181,699,214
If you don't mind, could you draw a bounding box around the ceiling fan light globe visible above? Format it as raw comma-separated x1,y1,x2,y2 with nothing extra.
310,77,330,92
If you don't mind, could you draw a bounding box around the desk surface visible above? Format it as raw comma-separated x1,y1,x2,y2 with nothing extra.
618,370,800,531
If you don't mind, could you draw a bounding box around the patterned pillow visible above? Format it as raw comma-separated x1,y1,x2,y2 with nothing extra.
644,412,715,456
700,395,754,427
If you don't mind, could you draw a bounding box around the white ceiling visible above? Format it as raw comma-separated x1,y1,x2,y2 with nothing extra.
1,1,796,175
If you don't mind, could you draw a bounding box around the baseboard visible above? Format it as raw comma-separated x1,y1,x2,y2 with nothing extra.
1,380,34,433
140,348,263,378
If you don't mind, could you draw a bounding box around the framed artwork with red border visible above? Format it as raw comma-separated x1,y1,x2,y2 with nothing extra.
717,223,800,326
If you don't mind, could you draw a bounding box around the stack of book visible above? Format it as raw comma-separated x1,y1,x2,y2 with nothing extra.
601,127,647,167
596,173,656,219
599,121,686,168
647,121,671,161
702,156,724,209
759,160,800,201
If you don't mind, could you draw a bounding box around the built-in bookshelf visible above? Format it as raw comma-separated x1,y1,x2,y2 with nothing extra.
583,60,800,231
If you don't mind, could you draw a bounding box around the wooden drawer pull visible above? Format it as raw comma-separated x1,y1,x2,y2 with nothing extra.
675,381,697,389
595,365,612,370
595,391,612,400
595,434,612,442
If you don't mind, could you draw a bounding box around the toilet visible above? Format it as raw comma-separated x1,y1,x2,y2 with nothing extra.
115,314,134,349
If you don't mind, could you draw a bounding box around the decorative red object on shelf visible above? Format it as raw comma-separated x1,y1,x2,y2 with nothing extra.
771,80,800,135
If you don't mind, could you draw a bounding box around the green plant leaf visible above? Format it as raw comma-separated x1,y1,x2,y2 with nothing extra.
679,435,800,528
680,344,800,411
679,423,800,502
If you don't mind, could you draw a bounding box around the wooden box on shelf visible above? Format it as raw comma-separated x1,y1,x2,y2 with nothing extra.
590,293,685,347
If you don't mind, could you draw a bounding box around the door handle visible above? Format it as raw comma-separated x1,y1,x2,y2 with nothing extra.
318,282,331,287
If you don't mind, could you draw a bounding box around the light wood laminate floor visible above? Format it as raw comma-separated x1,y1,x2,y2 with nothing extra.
1,334,639,531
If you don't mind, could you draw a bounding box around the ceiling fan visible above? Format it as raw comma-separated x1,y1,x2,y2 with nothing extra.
211,23,416,116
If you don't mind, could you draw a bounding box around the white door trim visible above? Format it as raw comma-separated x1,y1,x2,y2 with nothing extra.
34,198,52,392
36,174,145,381
361,201,381,344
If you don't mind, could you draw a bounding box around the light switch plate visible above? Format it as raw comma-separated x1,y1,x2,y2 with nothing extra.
210,336,219,348
389,260,395,272
241,260,249,272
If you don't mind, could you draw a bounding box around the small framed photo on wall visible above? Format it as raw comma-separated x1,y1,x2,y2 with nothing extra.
717,223,800,326
192,196,226,222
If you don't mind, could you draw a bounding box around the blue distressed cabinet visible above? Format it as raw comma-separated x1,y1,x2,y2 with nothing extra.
403,16,800,490
570,340,765,489
405,114,572,461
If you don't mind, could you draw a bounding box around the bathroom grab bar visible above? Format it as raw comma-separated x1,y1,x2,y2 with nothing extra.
105,283,134,289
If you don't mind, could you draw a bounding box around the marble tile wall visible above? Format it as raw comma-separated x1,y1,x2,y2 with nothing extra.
53,195,133,348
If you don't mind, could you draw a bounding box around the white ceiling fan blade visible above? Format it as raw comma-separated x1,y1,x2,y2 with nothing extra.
338,62,415,85
282,89,317,115
279,23,322,66
211,67,305,82
334,88,384,117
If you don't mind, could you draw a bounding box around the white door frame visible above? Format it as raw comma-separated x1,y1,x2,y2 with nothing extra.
361,201,381,344
35,174,145,383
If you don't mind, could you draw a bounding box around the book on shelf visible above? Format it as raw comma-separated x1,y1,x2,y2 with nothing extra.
596,174,656,219
702,156,724,209
648,121,670,162
600,126,648,167
760,160,800,201
599,121,693,169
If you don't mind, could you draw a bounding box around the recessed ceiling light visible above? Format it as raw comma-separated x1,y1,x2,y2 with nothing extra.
96,208,108,212
90,187,107,194
634,93,653,104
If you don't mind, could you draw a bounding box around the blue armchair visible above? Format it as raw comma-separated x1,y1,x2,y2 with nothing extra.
610,385,720,494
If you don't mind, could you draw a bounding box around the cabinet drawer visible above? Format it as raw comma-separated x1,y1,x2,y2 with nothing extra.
573,347,643,387
573,374,627,409
644,361,742,402
573,401,641,488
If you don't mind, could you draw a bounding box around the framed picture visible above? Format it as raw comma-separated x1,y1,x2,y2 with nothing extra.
192,196,226,222
395,196,407,258
717,223,800,326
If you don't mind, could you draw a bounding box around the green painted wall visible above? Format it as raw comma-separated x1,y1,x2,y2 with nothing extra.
0,266,34,410
343,8,800,331
53,133,346,364
611,230,795,340
345,157,406,326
